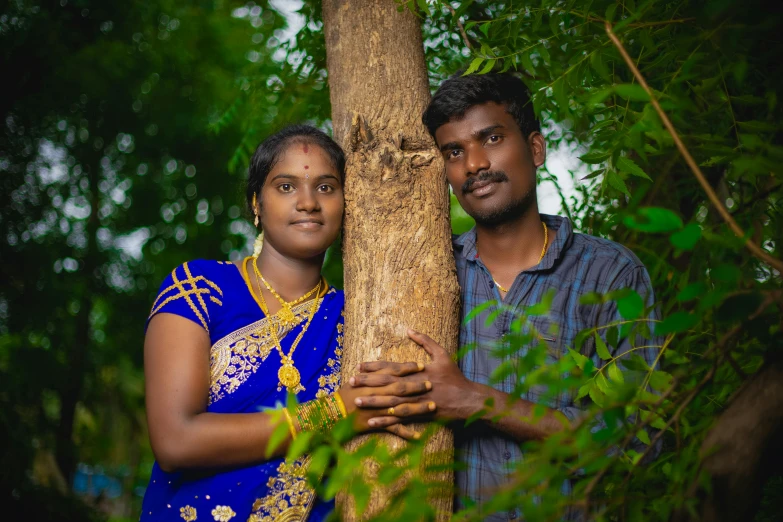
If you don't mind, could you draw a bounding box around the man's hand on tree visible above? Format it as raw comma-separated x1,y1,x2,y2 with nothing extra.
350,329,484,425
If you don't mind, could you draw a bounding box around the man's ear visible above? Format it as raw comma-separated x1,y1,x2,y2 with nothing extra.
528,132,546,168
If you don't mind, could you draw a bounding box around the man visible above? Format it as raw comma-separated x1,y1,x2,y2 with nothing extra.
350,72,659,520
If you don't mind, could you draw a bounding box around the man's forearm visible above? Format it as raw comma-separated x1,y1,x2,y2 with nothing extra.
464,381,570,441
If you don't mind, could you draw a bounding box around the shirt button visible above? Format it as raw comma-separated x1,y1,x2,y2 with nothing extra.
509,509,519,520
503,450,511,460
488,281,495,288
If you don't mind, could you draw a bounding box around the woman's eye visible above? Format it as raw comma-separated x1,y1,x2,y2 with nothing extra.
279,183,293,192
318,184,334,193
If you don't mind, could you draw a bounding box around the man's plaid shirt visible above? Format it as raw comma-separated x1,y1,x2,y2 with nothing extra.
453,214,659,521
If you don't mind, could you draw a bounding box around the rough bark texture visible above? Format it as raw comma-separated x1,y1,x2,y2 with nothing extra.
322,1,460,519
672,360,783,522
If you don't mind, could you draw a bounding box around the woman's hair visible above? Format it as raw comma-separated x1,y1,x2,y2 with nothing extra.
422,72,541,139
246,124,346,214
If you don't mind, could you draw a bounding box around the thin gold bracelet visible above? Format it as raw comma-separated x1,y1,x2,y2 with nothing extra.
333,392,348,418
282,408,298,440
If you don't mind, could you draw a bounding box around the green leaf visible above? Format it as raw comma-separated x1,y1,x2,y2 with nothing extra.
624,207,684,233
589,385,606,407
670,222,702,250
676,282,708,302
636,428,651,445
465,407,489,427
606,325,619,348
527,288,556,316
579,150,611,164
595,333,612,360
464,57,484,75
286,430,313,462
576,381,592,400
480,22,491,37
307,445,333,481
712,264,741,284
616,157,652,181
606,171,631,196
590,51,611,81
581,168,605,180
616,290,644,320
737,120,778,132
579,291,605,305
649,370,673,392
568,347,589,370
614,84,650,101
655,311,699,335
608,362,624,383
478,58,496,74
463,300,495,324
265,411,289,458
588,87,614,106
605,3,618,21
620,353,650,372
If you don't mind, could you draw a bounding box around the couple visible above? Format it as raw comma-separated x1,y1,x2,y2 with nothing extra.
141,72,658,521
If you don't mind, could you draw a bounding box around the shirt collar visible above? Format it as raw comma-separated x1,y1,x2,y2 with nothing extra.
453,214,574,271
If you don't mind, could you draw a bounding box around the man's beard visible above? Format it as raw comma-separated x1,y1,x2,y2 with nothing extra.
462,170,536,227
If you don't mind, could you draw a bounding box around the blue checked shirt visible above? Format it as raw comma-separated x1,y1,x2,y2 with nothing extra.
453,214,659,521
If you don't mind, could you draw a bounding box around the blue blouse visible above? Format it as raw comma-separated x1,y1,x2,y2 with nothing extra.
140,259,344,522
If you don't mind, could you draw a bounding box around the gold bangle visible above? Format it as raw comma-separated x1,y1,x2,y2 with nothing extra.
282,408,298,440
333,392,348,418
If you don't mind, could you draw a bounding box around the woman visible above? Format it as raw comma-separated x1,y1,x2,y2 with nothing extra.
141,125,434,521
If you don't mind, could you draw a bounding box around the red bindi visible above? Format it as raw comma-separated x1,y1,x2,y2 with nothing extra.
304,165,309,169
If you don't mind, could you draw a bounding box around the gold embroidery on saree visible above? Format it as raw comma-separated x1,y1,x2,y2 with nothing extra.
210,505,236,521
316,311,344,398
150,262,224,332
247,457,315,522
246,314,344,521
209,299,323,404
180,505,197,520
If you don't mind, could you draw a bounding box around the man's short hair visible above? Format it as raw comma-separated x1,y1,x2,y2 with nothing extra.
422,72,541,139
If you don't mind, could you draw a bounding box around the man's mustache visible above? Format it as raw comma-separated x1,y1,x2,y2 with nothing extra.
462,171,509,194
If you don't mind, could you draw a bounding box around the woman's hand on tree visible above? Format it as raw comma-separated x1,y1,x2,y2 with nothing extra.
337,361,435,440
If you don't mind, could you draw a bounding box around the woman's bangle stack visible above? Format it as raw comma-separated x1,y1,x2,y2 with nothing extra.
284,393,347,438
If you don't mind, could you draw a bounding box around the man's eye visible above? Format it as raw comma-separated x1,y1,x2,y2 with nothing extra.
487,135,501,143
447,150,462,159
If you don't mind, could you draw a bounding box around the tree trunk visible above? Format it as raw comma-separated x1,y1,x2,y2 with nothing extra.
671,359,783,522
322,1,460,519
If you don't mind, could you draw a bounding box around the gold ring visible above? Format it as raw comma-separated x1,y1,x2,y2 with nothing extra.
387,407,395,416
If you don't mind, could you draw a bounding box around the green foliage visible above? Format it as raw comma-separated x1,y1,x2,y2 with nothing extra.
1,0,289,516
4,0,782,520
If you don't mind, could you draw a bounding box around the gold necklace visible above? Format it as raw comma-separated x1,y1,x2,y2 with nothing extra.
492,221,549,293
257,270,321,327
249,257,322,393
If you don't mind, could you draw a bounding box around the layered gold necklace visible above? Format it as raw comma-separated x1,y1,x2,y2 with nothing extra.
246,256,323,393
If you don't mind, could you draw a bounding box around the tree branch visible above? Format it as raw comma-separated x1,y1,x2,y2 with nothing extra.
605,21,783,275
446,4,472,50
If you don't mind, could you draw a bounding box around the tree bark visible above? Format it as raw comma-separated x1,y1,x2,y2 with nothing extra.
670,359,783,522
322,1,460,519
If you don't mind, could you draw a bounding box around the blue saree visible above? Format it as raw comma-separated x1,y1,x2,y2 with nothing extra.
140,259,344,522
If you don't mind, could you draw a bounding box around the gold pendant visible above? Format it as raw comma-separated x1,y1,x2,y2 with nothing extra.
278,363,301,391
277,305,295,326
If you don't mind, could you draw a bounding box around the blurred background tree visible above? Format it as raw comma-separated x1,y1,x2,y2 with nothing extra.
2,0,782,521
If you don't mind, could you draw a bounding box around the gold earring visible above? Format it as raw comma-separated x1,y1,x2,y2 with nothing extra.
252,193,259,227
